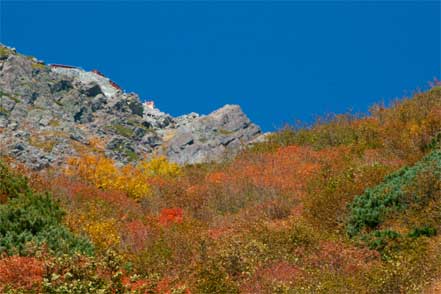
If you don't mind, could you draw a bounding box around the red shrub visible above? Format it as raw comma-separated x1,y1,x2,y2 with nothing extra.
122,275,150,293
124,220,150,252
159,208,184,226
0,256,44,290
50,176,143,218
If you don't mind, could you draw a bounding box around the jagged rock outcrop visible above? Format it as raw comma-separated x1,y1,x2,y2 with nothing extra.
165,105,261,164
0,44,263,169
143,106,174,129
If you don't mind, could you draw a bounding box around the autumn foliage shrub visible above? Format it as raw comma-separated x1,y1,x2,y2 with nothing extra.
41,250,149,293
65,199,122,250
123,220,150,253
159,208,184,226
66,155,181,201
242,261,304,293
66,155,151,200
183,145,335,223
308,240,380,273
0,256,43,292
194,259,240,294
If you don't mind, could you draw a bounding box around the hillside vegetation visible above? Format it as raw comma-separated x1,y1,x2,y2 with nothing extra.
0,86,440,293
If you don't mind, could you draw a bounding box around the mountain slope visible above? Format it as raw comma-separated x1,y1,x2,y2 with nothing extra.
0,77,440,292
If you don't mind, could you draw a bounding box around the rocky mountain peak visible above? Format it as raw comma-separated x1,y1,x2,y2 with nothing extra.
0,44,263,169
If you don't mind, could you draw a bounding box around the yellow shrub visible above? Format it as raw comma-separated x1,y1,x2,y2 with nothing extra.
66,155,181,200
120,164,151,200
138,156,181,177
84,219,121,249
66,201,121,250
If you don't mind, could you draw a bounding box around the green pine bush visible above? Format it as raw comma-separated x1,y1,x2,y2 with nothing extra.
347,150,441,237
0,161,93,256
0,162,31,200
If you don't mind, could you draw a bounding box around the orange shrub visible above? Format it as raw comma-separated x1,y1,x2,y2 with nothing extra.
202,145,350,200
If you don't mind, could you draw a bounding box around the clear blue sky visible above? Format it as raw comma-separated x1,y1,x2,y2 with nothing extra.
1,1,440,131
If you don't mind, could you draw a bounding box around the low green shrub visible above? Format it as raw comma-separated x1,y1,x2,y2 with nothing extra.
0,162,31,200
408,226,437,238
361,230,402,253
347,150,441,237
0,162,93,256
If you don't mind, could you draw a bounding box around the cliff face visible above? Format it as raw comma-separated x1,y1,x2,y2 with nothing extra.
0,45,262,169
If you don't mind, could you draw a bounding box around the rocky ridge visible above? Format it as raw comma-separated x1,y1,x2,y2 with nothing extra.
0,44,263,169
